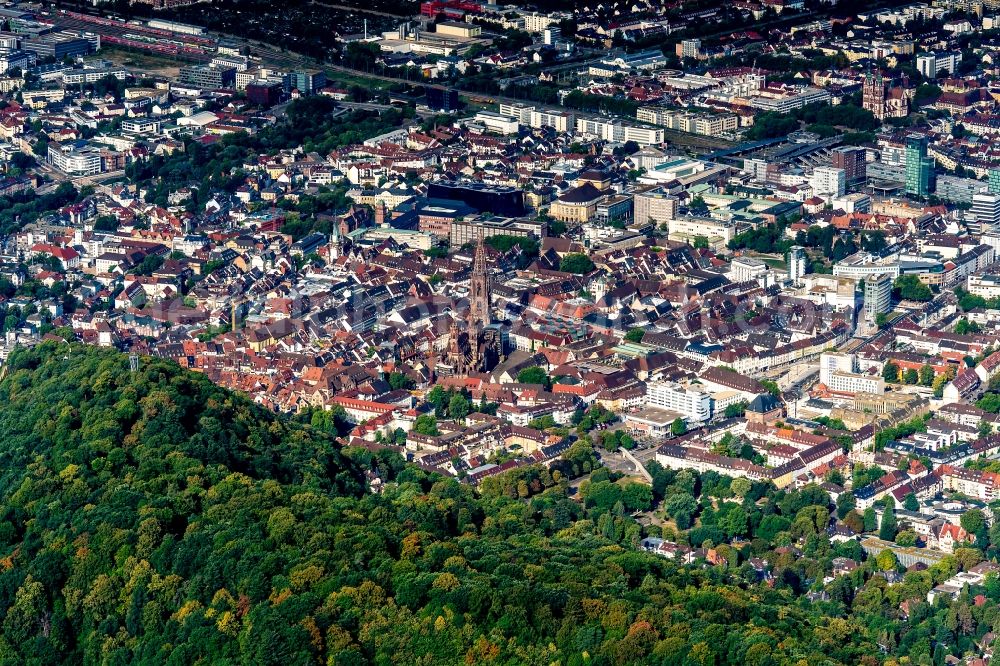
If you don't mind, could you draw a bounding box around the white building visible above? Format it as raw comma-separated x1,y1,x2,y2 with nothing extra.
819,352,886,395
731,256,768,284
644,381,712,423
967,274,1000,299
916,51,961,78
863,273,893,319
811,166,846,198
972,192,1000,228
789,246,807,286
575,117,664,146
47,143,103,176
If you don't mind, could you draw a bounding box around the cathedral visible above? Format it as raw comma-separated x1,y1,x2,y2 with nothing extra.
440,236,504,376
862,71,909,121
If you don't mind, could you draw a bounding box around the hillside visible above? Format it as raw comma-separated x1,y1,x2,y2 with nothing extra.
0,343,886,665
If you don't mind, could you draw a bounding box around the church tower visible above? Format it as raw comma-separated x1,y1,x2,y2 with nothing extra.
330,221,342,261
468,235,491,327
863,71,887,121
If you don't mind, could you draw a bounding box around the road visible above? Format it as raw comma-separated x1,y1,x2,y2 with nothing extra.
337,100,439,118
34,168,127,194
309,0,410,18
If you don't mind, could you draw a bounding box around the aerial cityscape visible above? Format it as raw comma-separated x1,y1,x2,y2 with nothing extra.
5,0,1000,663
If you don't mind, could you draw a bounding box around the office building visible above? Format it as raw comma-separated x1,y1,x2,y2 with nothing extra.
21,33,94,59
831,145,867,183
972,192,1000,228
246,82,284,108
789,246,807,286
426,86,459,112
731,257,769,284
426,182,525,217
811,166,846,198
179,64,235,89
47,142,103,176
62,66,127,85
832,192,872,214
677,38,701,59
990,168,1000,195
450,217,543,247
645,381,712,422
905,134,935,198
916,51,961,78
575,117,664,146
286,70,327,95
819,352,886,395
864,273,893,321
634,187,678,226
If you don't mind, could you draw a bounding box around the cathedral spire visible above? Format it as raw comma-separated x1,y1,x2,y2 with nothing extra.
468,234,491,328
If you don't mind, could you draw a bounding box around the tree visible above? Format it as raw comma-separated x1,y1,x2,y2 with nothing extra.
517,366,550,387
863,507,878,532
961,509,986,538
670,418,687,436
664,493,698,529
918,364,935,387
876,548,899,571
448,394,471,421
977,393,1000,414
760,380,781,397
894,274,932,302
895,530,918,547
879,505,897,541
730,477,752,500
413,414,440,436
882,361,900,383
624,328,645,343
93,215,119,232
933,372,951,398
836,492,856,520
903,493,919,512
724,401,748,418
559,253,595,274
903,368,919,385
387,372,415,390
955,318,982,335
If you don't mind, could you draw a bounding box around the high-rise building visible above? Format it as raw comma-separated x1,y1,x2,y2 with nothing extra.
811,166,846,198
972,192,1000,228
905,134,935,198
426,87,459,112
634,187,678,227
916,51,961,78
863,273,893,321
789,246,807,286
286,70,327,95
677,38,702,59
831,146,867,183
989,168,1000,195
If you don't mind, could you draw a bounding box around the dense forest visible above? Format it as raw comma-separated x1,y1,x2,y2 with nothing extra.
0,343,993,665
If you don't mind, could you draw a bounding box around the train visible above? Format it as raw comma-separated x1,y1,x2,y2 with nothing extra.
60,10,216,46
